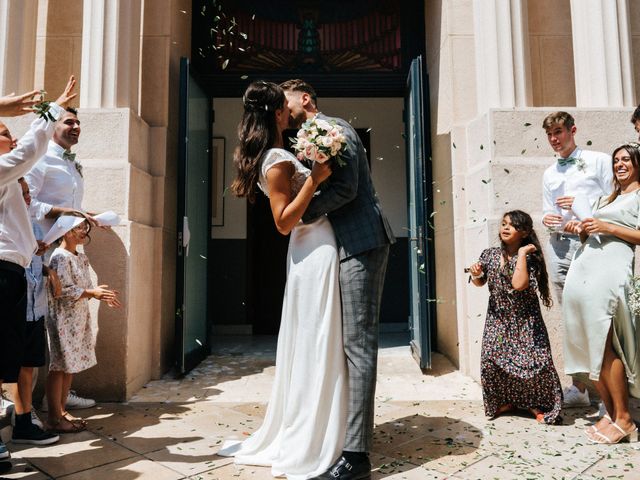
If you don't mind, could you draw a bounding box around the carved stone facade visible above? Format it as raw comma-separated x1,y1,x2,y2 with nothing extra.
1,0,640,397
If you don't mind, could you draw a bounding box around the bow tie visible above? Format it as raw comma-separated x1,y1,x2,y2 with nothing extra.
557,156,577,167
62,150,76,162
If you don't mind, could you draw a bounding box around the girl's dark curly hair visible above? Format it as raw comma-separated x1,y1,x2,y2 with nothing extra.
501,210,552,308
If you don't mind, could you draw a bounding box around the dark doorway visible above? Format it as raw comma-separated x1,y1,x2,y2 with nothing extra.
199,0,427,340
246,191,289,335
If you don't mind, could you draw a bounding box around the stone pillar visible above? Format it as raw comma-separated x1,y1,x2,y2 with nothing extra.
80,0,141,110
0,0,38,95
473,0,532,111
570,0,635,107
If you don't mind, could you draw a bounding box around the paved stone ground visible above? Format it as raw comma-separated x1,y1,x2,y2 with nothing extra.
1,334,639,479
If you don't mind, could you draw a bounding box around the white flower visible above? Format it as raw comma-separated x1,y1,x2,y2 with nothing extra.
320,136,334,148
315,119,332,131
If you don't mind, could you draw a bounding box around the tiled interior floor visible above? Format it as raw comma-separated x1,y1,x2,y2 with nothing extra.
1,334,639,479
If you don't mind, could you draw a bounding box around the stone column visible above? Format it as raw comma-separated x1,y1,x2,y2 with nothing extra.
570,0,635,107
473,0,532,112
80,0,141,110
0,0,38,95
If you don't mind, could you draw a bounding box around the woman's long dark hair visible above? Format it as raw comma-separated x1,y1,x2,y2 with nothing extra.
230,81,286,203
606,143,640,205
500,210,552,308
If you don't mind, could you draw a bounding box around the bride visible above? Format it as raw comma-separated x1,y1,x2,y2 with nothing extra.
218,81,347,479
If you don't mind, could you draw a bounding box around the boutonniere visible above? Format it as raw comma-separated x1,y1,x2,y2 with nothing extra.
575,157,586,172
63,150,83,177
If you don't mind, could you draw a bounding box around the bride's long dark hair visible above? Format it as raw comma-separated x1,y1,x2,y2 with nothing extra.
230,81,286,203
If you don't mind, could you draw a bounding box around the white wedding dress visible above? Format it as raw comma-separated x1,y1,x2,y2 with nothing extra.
218,148,347,479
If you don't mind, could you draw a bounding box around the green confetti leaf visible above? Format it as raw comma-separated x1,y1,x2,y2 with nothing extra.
587,140,593,145
524,122,531,127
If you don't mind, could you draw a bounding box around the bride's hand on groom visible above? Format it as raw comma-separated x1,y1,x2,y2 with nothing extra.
310,161,332,186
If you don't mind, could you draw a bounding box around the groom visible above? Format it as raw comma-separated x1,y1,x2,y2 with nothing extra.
281,79,395,480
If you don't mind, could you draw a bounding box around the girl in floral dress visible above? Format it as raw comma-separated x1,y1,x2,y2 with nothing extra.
44,215,120,433
469,210,563,424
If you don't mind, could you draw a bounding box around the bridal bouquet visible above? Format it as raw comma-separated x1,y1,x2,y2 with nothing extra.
290,118,347,166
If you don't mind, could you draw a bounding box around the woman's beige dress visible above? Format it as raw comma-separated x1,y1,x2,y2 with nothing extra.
563,190,640,398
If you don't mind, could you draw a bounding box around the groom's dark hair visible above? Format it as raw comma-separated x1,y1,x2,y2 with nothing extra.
279,79,318,108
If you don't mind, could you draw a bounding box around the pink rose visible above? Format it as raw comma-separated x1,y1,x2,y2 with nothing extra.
304,143,318,160
315,151,329,163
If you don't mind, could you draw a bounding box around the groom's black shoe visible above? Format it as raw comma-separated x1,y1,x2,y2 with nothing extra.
313,455,371,480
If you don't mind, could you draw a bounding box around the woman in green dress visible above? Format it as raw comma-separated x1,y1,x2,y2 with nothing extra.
563,143,640,444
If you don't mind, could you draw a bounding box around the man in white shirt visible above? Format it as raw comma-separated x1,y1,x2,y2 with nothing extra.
25,107,97,411
25,107,88,234
541,111,613,408
0,77,76,465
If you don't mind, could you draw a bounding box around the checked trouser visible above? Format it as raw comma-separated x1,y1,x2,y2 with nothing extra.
340,244,389,452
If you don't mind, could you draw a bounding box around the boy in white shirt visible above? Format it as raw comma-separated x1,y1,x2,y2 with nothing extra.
541,111,613,407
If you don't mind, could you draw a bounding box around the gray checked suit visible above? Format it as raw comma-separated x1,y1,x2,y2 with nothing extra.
302,112,395,452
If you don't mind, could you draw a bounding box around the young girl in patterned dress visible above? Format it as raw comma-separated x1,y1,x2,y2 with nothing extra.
469,210,563,424
44,215,121,433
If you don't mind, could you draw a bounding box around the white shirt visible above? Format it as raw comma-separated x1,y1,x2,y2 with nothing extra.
0,103,63,267
25,140,84,233
542,147,613,224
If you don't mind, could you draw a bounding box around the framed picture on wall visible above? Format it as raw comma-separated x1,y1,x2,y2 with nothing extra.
211,137,225,226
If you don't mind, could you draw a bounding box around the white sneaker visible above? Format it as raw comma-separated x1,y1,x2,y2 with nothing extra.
562,385,590,407
41,390,96,411
598,401,608,418
0,397,13,418
7,405,44,430
65,390,96,410
0,441,9,460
